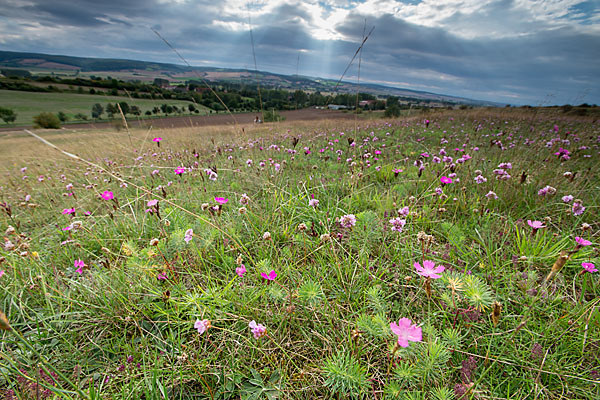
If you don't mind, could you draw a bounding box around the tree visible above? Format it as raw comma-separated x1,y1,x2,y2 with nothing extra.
384,104,401,118
33,112,61,129
0,107,17,124
130,105,141,116
118,101,130,115
106,103,117,118
57,111,69,122
91,103,104,119
188,104,197,114
386,96,399,107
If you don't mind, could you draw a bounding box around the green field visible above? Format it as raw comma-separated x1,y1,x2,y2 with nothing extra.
0,89,210,125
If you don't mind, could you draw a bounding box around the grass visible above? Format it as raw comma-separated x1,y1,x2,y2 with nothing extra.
0,89,210,125
0,108,598,399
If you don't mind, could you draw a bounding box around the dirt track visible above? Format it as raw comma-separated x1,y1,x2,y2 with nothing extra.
0,108,356,133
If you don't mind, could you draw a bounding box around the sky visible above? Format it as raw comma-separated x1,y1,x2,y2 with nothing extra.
0,0,599,105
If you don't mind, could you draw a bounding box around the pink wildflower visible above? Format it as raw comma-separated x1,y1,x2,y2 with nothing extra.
527,220,545,230
440,176,452,184
582,262,597,273
215,197,229,205
101,191,114,200
575,237,592,247
486,191,498,200
74,259,84,274
414,260,445,279
239,193,250,205
184,229,193,243
261,270,277,281
572,201,585,216
389,217,406,232
390,318,422,348
0,270,4,278
249,320,267,339
153,137,163,142
309,198,319,208
157,272,168,281
340,214,357,229
194,319,211,334
236,264,246,278
562,195,574,203
398,206,410,216
62,208,75,215
174,166,186,175
474,175,487,184
147,199,158,207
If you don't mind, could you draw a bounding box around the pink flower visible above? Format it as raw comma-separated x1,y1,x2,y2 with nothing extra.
389,217,406,232
261,270,277,281
486,191,498,200
340,214,357,229
194,319,211,334
101,191,114,200
215,197,229,205
0,270,4,278
562,195,574,203
390,318,422,348
184,228,193,243
575,237,592,246
62,208,75,215
440,176,452,184
236,264,246,278
572,202,585,216
249,320,267,339
174,166,186,175
147,199,158,207
74,259,84,274
527,220,545,230
157,272,168,281
309,198,319,208
153,137,162,142
582,262,597,273
414,260,445,279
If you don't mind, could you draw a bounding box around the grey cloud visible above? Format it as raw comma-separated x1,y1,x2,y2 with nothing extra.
0,0,598,104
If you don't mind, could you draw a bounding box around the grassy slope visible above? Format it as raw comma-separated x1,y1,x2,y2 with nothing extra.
0,89,210,125
0,109,598,399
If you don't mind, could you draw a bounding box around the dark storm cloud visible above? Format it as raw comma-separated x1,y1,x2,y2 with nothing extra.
332,12,600,103
0,0,598,104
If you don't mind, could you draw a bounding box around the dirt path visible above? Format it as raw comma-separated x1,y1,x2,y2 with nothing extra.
0,108,356,133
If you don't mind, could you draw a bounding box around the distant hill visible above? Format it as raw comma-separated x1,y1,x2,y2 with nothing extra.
0,50,500,106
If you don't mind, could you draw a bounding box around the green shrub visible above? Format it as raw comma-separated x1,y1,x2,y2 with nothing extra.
0,107,17,124
263,110,286,122
384,104,401,118
33,112,61,129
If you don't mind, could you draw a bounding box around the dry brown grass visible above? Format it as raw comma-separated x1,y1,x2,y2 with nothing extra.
0,117,362,168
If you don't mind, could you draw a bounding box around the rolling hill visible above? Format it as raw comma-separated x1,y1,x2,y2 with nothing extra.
0,50,500,106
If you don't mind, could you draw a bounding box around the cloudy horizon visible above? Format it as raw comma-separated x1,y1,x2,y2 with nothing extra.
0,0,599,105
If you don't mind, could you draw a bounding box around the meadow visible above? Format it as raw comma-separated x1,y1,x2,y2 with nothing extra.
0,90,209,125
0,108,598,399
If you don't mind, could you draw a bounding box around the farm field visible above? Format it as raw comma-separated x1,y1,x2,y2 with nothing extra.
0,109,598,399
0,89,210,125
